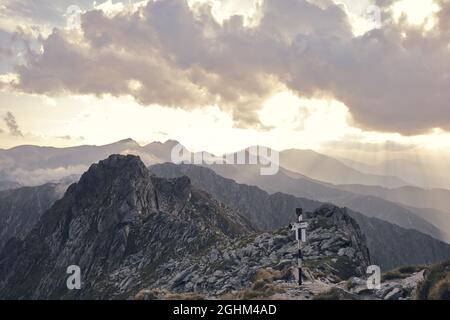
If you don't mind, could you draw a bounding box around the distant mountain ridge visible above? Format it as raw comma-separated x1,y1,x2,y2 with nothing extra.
337,184,450,214
1,139,448,242
0,139,158,185
279,149,410,188
200,162,447,242
337,156,450,190
142,141,449,241
0,139,411,188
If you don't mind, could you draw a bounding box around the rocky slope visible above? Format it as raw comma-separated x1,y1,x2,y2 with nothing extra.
0,180,21,191
135,210,448,301
134,205,371,298
0,183,65,251
151,163,450,270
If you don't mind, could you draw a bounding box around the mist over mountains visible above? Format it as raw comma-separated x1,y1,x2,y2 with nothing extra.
337,156,450,190
279,149,410,188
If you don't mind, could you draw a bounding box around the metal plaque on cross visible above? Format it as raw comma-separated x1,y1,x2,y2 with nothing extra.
291,222,308,242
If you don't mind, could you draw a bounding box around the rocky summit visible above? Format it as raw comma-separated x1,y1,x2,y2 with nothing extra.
135,204,371,299
0,155,250,299
0,155,440,300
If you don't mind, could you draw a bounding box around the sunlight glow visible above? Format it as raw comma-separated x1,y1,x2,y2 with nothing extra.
391,0,440,28
187,0,263,27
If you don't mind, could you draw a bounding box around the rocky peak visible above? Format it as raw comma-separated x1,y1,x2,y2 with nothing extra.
58,154,158,232
112,138,140,148
0,155,251,299
74,154,150,192
144,140,186,162
308,204,371,261
304,205,371,281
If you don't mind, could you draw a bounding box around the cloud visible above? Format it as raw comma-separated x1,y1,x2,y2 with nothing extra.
56,135,85,141
0,73,20,89
3,111,23,136
1,0,95,28
10,0,450,134
57,135,72,140
0,165,88,186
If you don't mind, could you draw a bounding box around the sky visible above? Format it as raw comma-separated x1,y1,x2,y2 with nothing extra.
0,0,449,166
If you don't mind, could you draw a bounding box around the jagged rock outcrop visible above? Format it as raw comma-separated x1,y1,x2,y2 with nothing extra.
0,155,250,299
151,163,450,270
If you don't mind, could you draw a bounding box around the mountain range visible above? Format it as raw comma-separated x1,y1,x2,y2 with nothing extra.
0,139,449,299
278,149,410,188
338,156,450,190
1,139,449,243
151,163,450,270
1,157,449,274
3,154,445,300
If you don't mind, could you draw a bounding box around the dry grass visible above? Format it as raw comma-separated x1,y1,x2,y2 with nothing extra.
220,268,287,300
313,288,342,300
220,283,284,300
252,268,284,283
427,274,450,300
382,265,425,281
164,292,205,300
135,289,204,300
416,259,450,300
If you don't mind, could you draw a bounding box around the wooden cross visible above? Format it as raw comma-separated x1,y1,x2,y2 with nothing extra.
291,208,308,285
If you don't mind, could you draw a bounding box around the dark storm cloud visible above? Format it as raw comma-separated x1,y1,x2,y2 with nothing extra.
11,0,450,134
